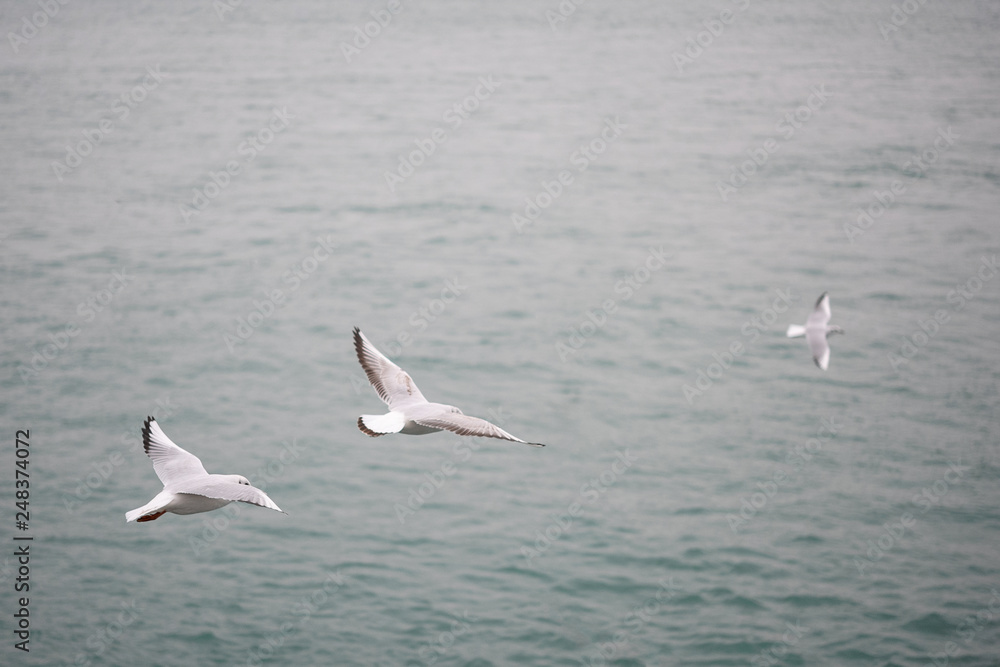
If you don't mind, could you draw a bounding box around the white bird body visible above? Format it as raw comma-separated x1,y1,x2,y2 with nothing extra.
126,417,284,523
786,292,845,371
126,489,233,522
353,327,545,447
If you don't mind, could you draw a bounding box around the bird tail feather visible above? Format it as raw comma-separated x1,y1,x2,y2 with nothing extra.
126,502,157,523
786,324,807,338
358,412,406,437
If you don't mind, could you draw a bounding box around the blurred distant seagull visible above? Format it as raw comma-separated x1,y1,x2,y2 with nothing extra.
126,417,284,523
786,292,845,371
353,327,545,446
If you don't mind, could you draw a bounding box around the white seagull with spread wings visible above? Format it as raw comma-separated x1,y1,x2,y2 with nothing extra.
353,327,545,447
786,292,845,371
125,417,285,523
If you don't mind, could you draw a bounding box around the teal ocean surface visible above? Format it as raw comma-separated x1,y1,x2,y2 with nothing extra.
1,1,999,665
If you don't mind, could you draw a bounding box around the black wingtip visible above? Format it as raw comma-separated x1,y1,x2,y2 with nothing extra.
141,416,156,454
353,328,366,363
815,292,828,308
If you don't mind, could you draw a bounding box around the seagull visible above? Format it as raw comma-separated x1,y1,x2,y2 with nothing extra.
353,327,545,447
126,417,285,523
786,292,845,370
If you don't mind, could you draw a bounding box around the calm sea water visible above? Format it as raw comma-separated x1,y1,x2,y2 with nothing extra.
2,1,999,665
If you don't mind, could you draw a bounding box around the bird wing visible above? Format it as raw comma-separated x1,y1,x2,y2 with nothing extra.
807,329,831,370
806,292,831,328
142,417,209,487
173,477,284,513
413,413,545,447
353,327,429,409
